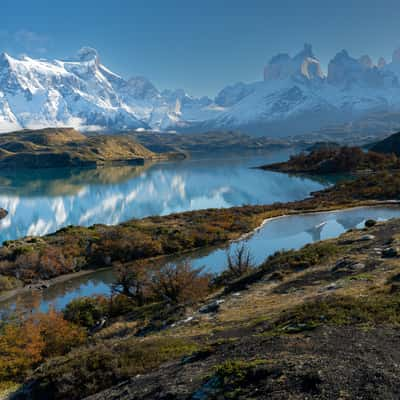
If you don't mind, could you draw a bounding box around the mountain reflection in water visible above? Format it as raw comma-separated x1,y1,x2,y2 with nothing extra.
0,152,331,243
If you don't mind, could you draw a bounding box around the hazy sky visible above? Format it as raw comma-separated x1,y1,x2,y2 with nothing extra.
2,0,400,96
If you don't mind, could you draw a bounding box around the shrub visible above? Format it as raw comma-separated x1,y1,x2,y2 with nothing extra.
24,337,199,400
150,261,211,305
262,242,339,272
113,261,151,305
226,244,255,277
63,296,109,328
0,275,22,292
108,294,139,317
206,359,269,398
38,310,87,357
0,311,86,382
213,359,267,383
215,244,255,286
0,319,43,381
114,261,211,306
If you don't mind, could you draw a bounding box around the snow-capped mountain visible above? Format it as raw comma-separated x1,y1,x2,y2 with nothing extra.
0,47,219,133
2,44,400,136
205,44,400,136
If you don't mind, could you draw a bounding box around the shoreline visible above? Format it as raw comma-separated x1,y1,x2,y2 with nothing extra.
234,200,400,242
1,200,399,306
0,267,111,303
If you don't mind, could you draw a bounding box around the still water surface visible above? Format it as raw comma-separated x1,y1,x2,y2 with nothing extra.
0,151,327,244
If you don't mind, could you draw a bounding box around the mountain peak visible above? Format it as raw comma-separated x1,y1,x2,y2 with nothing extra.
378,57,387,68
358,54,373,68
294,43,315,60
264,44,324,82
328,49,397,89
392,47,400,63
76,47,100,65
123,76,159,100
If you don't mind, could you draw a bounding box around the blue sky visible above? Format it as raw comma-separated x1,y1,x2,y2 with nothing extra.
2,0,400,96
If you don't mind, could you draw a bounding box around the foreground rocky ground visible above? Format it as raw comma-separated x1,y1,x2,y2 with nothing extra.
10,217,400,399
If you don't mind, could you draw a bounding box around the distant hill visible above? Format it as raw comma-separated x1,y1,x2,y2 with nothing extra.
131,131,292,155
0,128,172,169
370,131,400,156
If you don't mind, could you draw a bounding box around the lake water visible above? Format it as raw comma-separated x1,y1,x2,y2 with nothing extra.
0,150,329,244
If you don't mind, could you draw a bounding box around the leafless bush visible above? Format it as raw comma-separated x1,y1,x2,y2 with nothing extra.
226,243,255,278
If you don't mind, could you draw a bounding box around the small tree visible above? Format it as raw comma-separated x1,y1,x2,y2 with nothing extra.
38,310,87,357
112,261,150,305
226,243,255,279
150,261,211,305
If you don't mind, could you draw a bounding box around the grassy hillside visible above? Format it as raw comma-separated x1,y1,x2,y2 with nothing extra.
0,128,172,169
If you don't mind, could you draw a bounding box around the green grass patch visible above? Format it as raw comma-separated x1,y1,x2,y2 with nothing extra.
262,242,341,272
273,293,400,334
201,359,269,399
344,273,375,281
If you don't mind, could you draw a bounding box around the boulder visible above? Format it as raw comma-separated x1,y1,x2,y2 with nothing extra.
360,234,375,241
199,299,224,314
364,219,377,228
332,258,365,273
382,247,399,258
